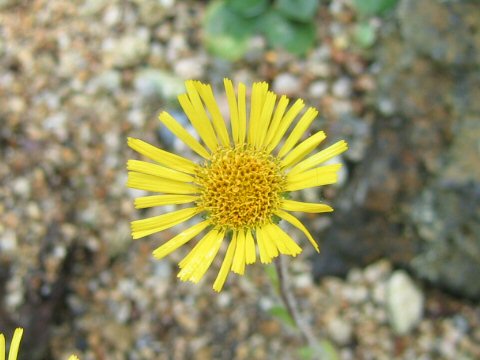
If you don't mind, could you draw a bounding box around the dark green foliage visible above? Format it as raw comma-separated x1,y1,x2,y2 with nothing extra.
259,10,316,55
276,0,320,22
353,0,399,16
203,2,254,60
203,0,320,59
226,0,269,18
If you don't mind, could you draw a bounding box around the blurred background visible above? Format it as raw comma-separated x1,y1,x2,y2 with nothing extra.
1,0,479,359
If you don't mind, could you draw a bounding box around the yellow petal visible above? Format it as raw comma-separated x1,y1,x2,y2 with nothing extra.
289,140,348,176
269,224,302,256
256,92,277,148
237,83,247,144
8,328,23,360
281,199,333,213
286,164,342,191
127,160,195,183
127,137,196,174
263,223,289,255
152,220,210,259
224,78,240,145
195,82,231,147
281,130,326,169
158,111,210,159
275,210,319,252
256,226,278,263
1,333,5,360
127,172,198,194
231,231,246,275
135,194,198,209
266,99,304,153
278,107,318,158
68,356,80,360
189,228,225,283
263,95,289,148
213,233,237,292
178,93,218,152
178,229,212,269
248,82,269,146
178,229,218,278
131,207,200,239
259,225,279,260
178,228,225,283
245,229,256,264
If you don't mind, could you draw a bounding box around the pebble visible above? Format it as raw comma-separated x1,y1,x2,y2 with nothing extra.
326,317,353,345
134,68,185,101
386,270,424,335
104,30,150,68
308,81,329,98
173,56,206,80
332,77,353,98
272,73,302,96
0,230,17,253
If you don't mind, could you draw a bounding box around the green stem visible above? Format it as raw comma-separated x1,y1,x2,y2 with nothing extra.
274,256,328,359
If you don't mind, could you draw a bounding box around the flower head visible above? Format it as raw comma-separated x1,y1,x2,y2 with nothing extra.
127,79,348,291
0,328,79,360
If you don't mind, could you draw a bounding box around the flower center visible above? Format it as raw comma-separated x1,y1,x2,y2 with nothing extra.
195,145,285,230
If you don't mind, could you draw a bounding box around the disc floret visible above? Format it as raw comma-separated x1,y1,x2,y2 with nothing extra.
195,145,286,230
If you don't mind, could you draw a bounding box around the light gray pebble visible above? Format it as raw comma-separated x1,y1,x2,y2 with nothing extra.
104,30,150,68
0,230,17,253
134,69,185,101
332,77,352,98
386,270,424,335
174,56,206,80
308,81,329,98
273,73,302,96
327,317,353,345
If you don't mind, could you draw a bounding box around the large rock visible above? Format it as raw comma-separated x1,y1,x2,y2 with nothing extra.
313,0,480,299
398,0,480,66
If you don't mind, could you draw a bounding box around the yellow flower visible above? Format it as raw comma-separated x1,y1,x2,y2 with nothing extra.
127,79,348,291
0,328,79,360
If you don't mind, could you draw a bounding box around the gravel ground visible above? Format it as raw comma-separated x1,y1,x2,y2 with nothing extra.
1,1,479,359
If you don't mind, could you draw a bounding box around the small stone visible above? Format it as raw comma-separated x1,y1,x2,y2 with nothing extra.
0,230,17,253
342,285,368,304
327,317,353,345
87,70,122,93
173,56,206,80
332,77,352,98
386,270,424,334
273,73,301,96
308,81,328,98
104,30,150,68
134,69,184,101
12,177,30,198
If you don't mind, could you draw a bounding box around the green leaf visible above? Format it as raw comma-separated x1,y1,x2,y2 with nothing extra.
276,0,320,22
226,0,269,18
203,1,255,60
299,340,341,360
298,346,315,360
259,10,316,56
319,339,341,360
353,22,376,48
268,305,296,327
353,0,399,17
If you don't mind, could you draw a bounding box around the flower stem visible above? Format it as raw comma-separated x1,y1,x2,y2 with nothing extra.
274,256,326,358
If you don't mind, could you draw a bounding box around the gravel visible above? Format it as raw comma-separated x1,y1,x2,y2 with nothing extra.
0,0,479,359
